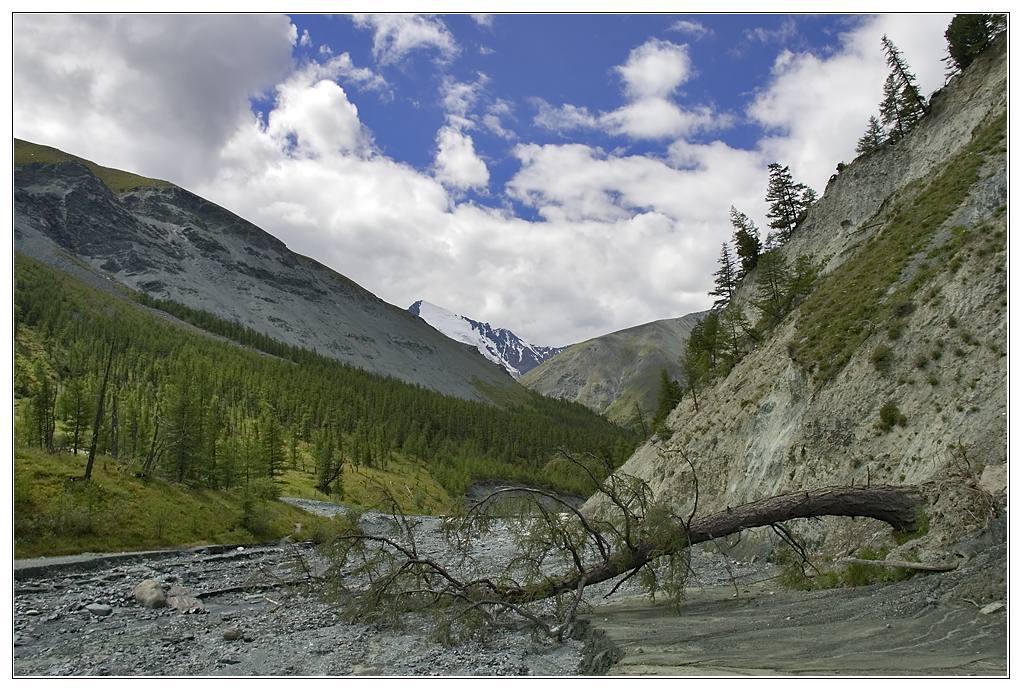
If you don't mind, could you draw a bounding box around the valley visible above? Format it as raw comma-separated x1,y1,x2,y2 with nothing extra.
10,12,1009,679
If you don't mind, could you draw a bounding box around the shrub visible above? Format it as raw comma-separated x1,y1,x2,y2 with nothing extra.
879,401,908,431
870,344,894,372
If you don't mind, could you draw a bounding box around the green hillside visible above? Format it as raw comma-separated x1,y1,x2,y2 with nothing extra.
14,253,639,556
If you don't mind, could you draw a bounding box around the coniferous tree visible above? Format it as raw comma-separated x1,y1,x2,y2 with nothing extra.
259,402,285,478
856,116,886,155
719,302,753,368
943,14,1004,75
765,163,815,243
651,370,684,436
709,243,738,309
881,35,927,130
879,73,906,141
753,250,792,327
30,364,57,452
58,377,92,456
730,207,761,276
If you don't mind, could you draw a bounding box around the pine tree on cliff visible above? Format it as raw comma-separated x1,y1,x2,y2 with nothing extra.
709,243,738,309
856,115,886,155
730,206,761,276
881,35,927,129
879,73,907,141
943,14,1005,76
765,163,814,243
651,369,684,435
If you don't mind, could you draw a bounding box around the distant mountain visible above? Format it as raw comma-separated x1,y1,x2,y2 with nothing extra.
521,312,706,426
409,300,563,379
13,138,517,403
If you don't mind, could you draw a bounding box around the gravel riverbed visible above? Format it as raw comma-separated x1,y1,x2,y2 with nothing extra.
13,497,771,676
15,497,1004,676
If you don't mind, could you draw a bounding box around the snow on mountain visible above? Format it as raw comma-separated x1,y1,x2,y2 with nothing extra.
409,300,564,379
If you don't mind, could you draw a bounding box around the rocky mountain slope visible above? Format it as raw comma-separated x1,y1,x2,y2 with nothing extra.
409,299,563,378
522,312,705,425
595,36,1007,556
13,140,516,402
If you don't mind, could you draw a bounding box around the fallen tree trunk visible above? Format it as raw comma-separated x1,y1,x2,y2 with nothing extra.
331,482,926,640
500,485,923,604
837,557,957,572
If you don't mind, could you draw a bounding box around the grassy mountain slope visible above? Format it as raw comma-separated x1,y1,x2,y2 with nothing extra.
599,36,1007,556
522,313,705,425
13,140,516,403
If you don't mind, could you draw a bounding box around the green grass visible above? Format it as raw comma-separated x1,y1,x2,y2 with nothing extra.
778,546,914,591
13,447,336,558
791,113,1006,381
275,456,455,515
14,138,172,193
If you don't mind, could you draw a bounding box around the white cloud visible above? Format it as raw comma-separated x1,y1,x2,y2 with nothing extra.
470,14,494,28
299,29,311,47
532,101,599,133
747,13,953,191
265,74,369,158
12,13,960,347
440,74,487,124
434,126,490,191
352,14,457,65
12,13,296,185
615,38,692,99
603,98,730,140
669,19,711,39
744,18,798,45
534,38,726,142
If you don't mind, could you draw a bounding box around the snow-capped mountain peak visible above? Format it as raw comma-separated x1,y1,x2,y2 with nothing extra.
409,300,563,379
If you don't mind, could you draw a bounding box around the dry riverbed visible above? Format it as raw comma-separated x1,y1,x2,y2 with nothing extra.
13,498,1006,676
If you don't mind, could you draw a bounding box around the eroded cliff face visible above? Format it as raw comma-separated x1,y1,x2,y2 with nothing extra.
595,38,1007,557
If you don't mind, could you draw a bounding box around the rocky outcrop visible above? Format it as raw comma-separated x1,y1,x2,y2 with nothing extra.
598,37,1007,555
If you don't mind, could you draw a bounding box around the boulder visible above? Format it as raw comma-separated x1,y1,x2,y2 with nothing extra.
133,579,166,608
223,626,243,641
167,584,205,613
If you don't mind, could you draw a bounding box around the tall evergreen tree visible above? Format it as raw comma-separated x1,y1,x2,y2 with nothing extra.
765,163,815,243
729,206,761,276
259,401,285,478
709,243,738,309
881,35,927,128
944,14,1004,75
651,370,684,436
855,116,886,155
879,73,907,141
58,377,92,456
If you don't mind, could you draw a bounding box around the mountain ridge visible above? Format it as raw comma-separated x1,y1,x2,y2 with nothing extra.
13,139,518,403
409,299,564,379
522,311,707,425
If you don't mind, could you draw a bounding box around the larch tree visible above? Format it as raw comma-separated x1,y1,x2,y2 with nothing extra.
709,243,739,309
730,206,761,276
856,116,886,155
765,163,815,243
881,35,927,135
944,14,1004,76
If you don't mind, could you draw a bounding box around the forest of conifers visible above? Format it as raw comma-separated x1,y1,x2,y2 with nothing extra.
13,253,638,498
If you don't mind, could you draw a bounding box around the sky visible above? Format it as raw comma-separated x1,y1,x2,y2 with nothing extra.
12,12,955,346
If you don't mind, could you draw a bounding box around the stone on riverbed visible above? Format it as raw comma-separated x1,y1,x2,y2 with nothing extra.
85,603,112,616
133,579,166,608
167,584,205,613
